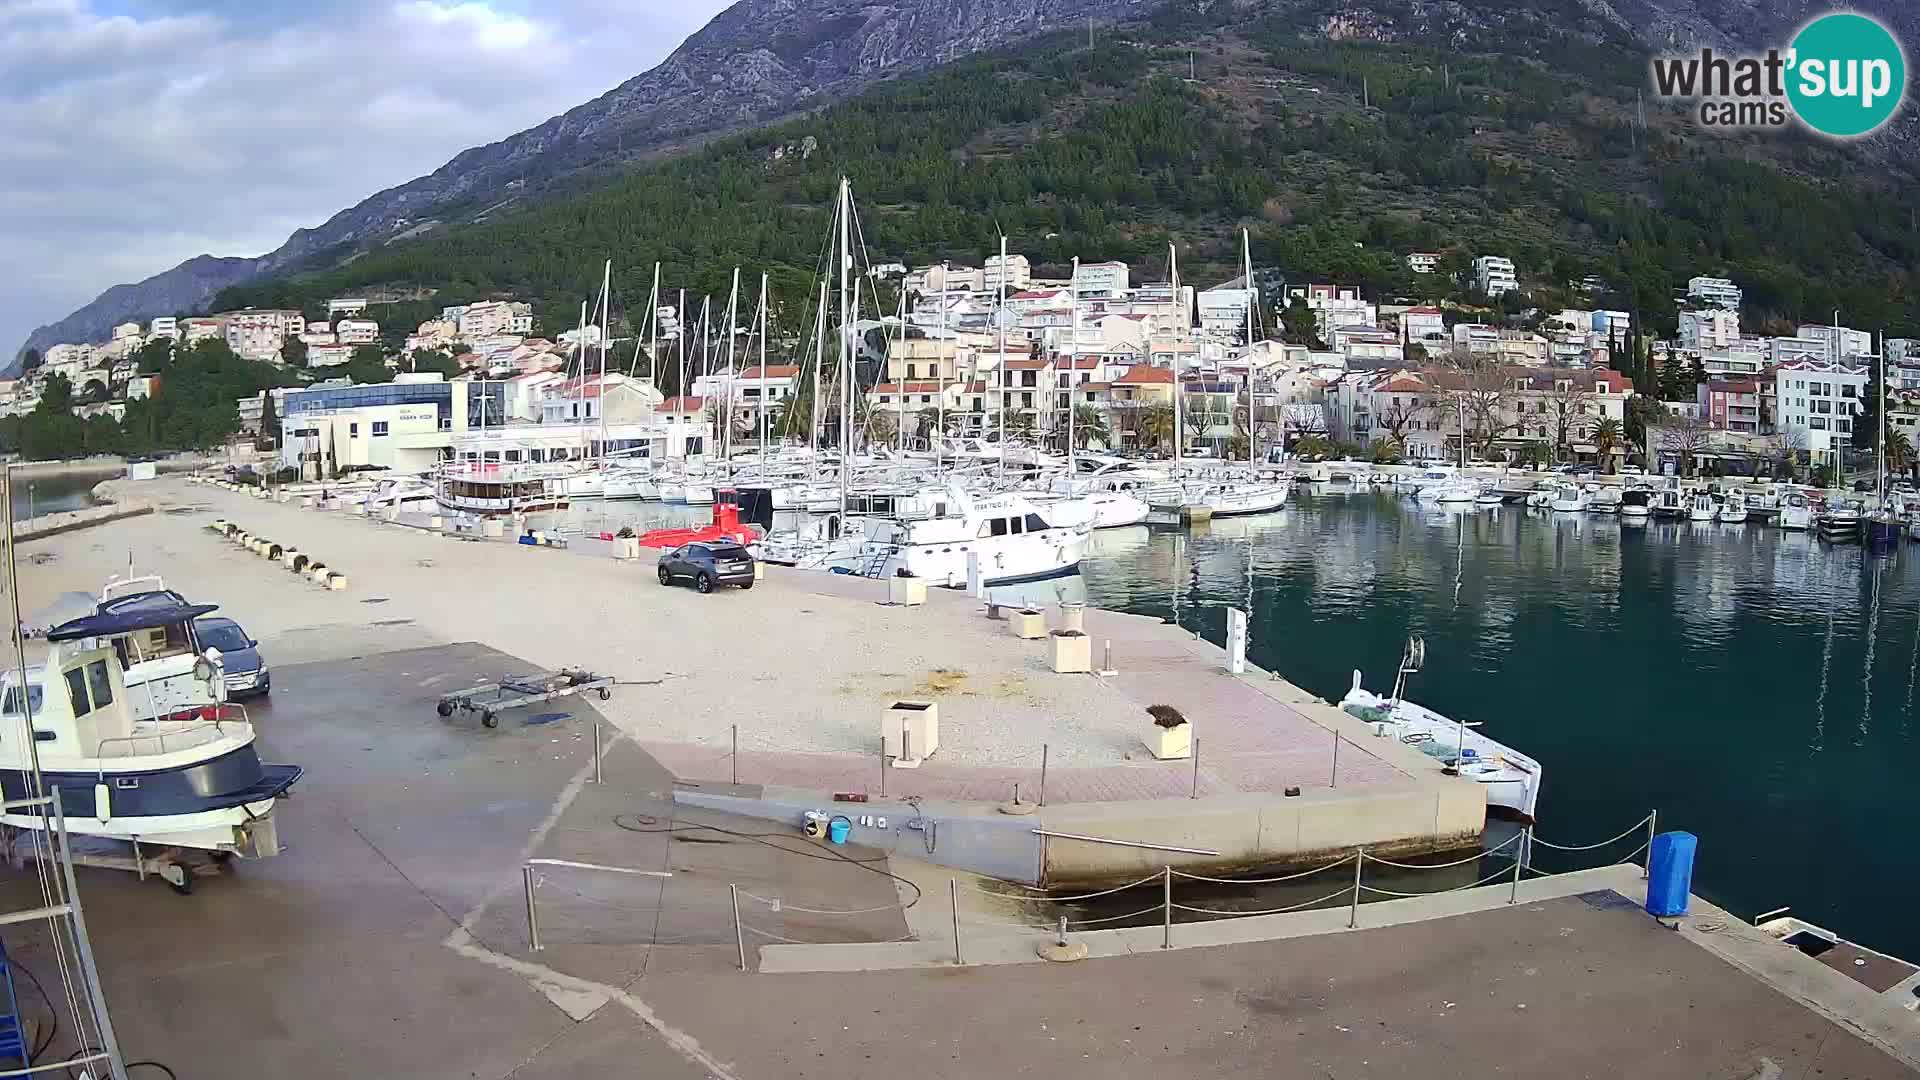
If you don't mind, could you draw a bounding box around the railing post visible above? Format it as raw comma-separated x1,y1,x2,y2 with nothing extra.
1508,828,1529,905
950,879,962,966
1038,743,1049,807
1330,728,1341,788
1348,849,1363,928
523,865,541,951
1189,736,1201,799
1161,865,1173,949
731,723,739,786
591,718,603,784
1644,809,1657,878
731,884,746,972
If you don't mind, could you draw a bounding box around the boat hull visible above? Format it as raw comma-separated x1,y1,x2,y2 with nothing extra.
0,744,300,851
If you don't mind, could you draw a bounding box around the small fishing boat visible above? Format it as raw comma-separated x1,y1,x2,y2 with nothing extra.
1551,482,1588,513
1586,485,1622,514
1716,489,1750,524
1427,479,1480,505
1619,487,1652,522
93,577,227,722
1817,498,1862,542
1339,638,1542,822
1473,486,1505,507
0,606,302,888
1653,484,1685,520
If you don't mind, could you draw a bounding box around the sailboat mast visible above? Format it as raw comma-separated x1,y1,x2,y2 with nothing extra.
598,258,611,464
1243,228,1256,480
1879,330,1888,508
838,176,852,517
644,262,659,383
1069,255,1079,482
676,288,687,439
997,234,1008,485
937,261,948,475
895,288,907,457
575,298,588,459
757,272,769,463
1170,243,1182,468
812,278,826,472
723,268,740,464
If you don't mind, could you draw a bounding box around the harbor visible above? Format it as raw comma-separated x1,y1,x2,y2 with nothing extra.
0,473,1915,1078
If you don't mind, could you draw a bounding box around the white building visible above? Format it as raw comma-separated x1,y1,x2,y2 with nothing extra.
981,254,1032,294
42,343,95,370
1197,282,1256,336
1473,256,1518,297
336,318,380,345
1330,326,1403,363
1405,252,1441,275
147,316,178,340
110,322,142,343
328,298,368,316
1686,276,1742,310
183,318,225,343
1775,361,1869,465
1399,306,1445,347
1678,308,1740,351
1286,284,1376,343
538,372,667,427
1073,261,1129,299
690,364,800,431
277,374,470,476
1771,336,1835,366
224,310,303,362
307,343,354,368
1796,324,1874,362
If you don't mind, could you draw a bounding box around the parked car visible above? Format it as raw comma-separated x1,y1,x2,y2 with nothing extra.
194,615,269,698
657,541,756,593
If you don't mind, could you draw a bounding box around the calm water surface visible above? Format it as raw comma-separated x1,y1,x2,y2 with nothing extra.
604,489,1920,956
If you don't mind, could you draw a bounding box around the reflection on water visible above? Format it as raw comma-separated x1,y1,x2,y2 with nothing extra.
598,490,1920,957
1077,489,1920,961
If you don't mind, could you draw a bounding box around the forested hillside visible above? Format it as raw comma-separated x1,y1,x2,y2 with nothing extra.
215,1,1920,353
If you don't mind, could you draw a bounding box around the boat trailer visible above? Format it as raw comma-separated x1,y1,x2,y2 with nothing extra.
435,668,614,728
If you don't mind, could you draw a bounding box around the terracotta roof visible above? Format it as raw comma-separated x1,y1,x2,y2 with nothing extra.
1115,366,1176,385
737,365,800,380
1079,381,1115,390
1379,376,1429,393
657,396,706,413
1004,358,1050,370
1403,306,1443,315
1009,289,1066,300
1056,356,1102,369
870,381,948,394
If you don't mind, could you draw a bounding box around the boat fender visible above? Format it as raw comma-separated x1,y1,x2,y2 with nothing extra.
94,783,110,823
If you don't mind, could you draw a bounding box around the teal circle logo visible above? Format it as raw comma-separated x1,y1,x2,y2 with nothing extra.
1787,13,1907,138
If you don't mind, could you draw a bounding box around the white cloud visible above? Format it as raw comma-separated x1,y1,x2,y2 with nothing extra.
0,0,730,354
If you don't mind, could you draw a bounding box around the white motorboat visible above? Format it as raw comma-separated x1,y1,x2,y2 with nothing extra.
1473,486,1505,507
1817,498,1862,542
1029,490,1152,530
1550,483,1588,513
1185,481,1289,517
1687,492,1717,522
1424,479,1480,505
1400,466,1459,494
1777,491,1815,531
93,578,227,722
837,487,1086,587
1339,640,1542,821
1652,484,1685,519
1716,489,1750,524
0,606,301,875
1619,487,1652,522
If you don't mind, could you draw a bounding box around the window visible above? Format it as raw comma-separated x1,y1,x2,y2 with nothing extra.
1836,419,1851,433
1021,392,1033,408
2,685,44,716
349,422,359,436
372,421,390,437
1009,515,1024,534
1841,385,1856,398
980,518,1009,538
86,661,113,709
920,395,932,405
1810,417,1829,430
505,450,521,462
64,668,92,718
1024,513,1048,532
905,364,916,378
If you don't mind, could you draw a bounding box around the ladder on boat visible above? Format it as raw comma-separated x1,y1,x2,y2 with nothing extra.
0,938,29,1066
859,546,893,579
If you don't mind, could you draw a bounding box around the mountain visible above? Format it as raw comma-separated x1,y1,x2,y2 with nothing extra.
13,0,1165,367
18,0,1920,368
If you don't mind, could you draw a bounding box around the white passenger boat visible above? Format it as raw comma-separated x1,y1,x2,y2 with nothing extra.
1687,492,1717,522
435,462,571,517
1716,490,1750,524
0,607,301,876
1339,639,1542,822
1777,491,1815,531
835,488,1086,587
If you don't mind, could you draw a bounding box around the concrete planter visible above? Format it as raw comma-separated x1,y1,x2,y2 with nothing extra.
888,576,927,606
1050,631,1092,674
430,515,445,529
1059,602,1086,634
1147,722,1193,761
1009,609,1047,640
882,700,939,765
482,519,505,539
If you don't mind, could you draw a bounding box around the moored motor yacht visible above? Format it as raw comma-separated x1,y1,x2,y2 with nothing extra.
1817,498,1863,542
1550,482,1588,513
1652,484,1685,519
1716,489,1750,524
1619,487,1653,522
835,487,1086,587
1686,491,1717,522
0,608,301,882
1586,485,1622,514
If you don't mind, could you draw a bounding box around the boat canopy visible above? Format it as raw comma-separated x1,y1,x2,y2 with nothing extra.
46,603,219,642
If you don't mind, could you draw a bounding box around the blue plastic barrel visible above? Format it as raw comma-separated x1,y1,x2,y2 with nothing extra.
827,817,851,845
1644,831,1696,917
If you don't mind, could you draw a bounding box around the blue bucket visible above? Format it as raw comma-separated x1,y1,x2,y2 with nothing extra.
827,817,851,845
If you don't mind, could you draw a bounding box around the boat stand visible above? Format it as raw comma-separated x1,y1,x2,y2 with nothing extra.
1,825,231,896
435,668,614,728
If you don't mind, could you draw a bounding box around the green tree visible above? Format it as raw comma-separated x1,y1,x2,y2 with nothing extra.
408,349,460,377
257,391,280,451
343,345,395,385
280,338,309,369
1886,429,1914,480
1071,403,1110,449
1136,403,1175,453
1592,417,1621,473
36,373,74,415
1280,296,1323,349
134,338,174,374
1853,365,1884,452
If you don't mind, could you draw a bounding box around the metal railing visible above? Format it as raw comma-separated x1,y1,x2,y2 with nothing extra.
713,810,1659,970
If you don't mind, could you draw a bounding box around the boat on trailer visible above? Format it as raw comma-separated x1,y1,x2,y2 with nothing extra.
0,604,301,892
1338,637,1543,822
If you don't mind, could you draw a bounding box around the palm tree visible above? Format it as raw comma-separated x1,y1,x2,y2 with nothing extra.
1294,434,1333,461
1072,404,1110,450
865,411,898,449
1887,429,1915,481
1591,417,1621,474
1137,403,1176,454
1004,411,1037,443
913,408,942,448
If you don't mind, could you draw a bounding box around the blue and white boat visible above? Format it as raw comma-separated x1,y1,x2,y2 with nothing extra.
0,604,301,867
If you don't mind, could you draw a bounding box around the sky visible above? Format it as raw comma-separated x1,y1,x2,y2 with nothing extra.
0,0,731,355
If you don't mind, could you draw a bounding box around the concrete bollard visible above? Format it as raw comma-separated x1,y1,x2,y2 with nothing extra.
301,497,316,508
280,549,302,570
352,504,368,516
429,515,444,529
307,564,330,583
266,543,284,561
325,573,348,590
290,553,310,573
